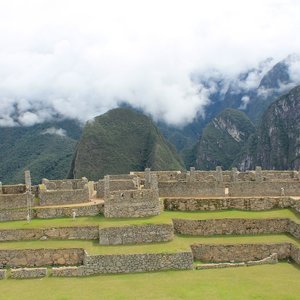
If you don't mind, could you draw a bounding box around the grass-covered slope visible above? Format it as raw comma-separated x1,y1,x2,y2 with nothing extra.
195,109,255,170
0,264,299,300
69,108,184,180
0,119,82,184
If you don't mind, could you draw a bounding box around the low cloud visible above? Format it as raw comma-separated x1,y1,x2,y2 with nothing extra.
42,127,67,137
1,0,300,127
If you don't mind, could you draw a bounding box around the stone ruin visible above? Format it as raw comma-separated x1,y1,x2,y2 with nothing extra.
0,166,300,279
103,169,161,218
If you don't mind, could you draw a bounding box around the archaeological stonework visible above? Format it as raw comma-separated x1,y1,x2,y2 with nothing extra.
82,251,194,275
173,218,289,236
196,253,279,270
0,248,84,268
39,187,90,206
0,226,99,241
10,268,47,279
164,196,295,211
0,193,33,210
51,251,193,276
34,202,103,219
99,224,174,245
103,172,161,218
191,243,291,262
0,208,29,222
1,168,300,279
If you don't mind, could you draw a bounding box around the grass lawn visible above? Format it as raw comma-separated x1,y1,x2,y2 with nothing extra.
0,209,299,229
0,234,299,254
0,263,299,300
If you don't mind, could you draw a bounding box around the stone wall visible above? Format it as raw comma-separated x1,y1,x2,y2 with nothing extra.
1,185,26,194
0,248,84,267
288,220,300,239
51,251,193,276
0,203,103,222
42,178,88,190
164,196,293,211
133,170,300,183
262,171,299,182
229,182,300,197
196,253,278,269
290,244,300,264
96,180,136,198
0,208,28,221
191,243,291,262
104,189,161,218
39,188,90,206
10,268,47,279
173,218,289,236
99,224,174,245
0,226,99,241
0,193,33,209
34,202,103,219
82,251,194,275
159,181,225,197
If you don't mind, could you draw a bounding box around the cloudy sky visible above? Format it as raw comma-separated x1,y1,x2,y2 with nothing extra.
0,0,300,126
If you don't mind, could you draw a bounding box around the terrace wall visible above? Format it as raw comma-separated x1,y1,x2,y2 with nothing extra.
34,202,103,219
0,226,99,241
98,224,174,245
173,218,289,235
10,268,47,279
164,196,294,211
191,243,291,262
0,248,84,268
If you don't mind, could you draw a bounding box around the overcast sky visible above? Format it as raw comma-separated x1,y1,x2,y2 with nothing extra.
1,0,300,127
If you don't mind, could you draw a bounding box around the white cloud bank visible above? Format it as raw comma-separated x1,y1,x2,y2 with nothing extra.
1,0,300,126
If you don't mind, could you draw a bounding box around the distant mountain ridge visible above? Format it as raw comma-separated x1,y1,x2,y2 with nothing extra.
158,54,300,162
235,85,300,170
1,55,300,184
0,119,82,184
195,109,255,170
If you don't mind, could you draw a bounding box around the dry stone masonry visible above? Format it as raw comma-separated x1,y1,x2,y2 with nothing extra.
1,167,300,279
99,224,174,245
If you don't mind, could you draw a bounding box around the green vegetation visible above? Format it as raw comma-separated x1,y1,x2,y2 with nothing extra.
236,85,300,170
0,263,299,300
0,234,298,255
69,108,184,180
0,209,298,229
196,109,255,170
0,119,82,184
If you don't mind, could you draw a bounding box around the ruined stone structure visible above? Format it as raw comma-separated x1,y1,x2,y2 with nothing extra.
103,173,161,218
1,167,300,279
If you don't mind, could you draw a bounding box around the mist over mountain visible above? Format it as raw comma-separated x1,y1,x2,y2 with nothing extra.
1,54,300,183
0,119,82,184
158,54,300,162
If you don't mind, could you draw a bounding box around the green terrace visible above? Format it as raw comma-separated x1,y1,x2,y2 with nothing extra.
0,234,299,255
0,209,299,229
0,264,300,300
